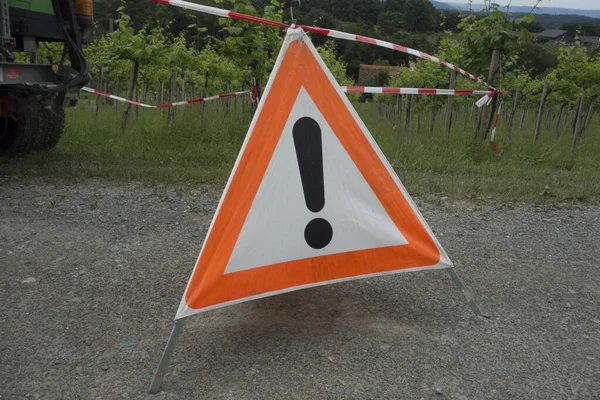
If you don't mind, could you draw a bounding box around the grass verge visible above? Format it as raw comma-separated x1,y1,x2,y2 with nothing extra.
1,98,599,204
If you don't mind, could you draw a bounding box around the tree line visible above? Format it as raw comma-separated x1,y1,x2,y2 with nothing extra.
91,0,600,81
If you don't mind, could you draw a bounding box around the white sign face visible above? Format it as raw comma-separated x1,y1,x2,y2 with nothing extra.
225,88,407,274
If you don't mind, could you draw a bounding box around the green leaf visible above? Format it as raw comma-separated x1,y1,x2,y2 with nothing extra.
224,26,244,35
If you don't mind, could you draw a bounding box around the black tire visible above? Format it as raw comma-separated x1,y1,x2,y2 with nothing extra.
0,117,22,156
39,107,66,150
0,107,65,156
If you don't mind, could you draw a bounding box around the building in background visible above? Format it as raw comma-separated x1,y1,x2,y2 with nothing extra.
357,64,408,86
536,29,573,44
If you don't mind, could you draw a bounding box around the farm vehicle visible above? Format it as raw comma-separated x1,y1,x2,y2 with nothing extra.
0,0,93,155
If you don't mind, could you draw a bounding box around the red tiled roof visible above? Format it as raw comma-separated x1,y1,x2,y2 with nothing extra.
358,64,408,85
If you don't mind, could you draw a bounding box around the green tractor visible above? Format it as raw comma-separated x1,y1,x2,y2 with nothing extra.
0,0,93,156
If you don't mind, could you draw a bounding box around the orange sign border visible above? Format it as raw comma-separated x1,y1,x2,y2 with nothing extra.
183,35,442,312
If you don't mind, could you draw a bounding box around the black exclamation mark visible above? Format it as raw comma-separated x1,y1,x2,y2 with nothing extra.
292,117,333,249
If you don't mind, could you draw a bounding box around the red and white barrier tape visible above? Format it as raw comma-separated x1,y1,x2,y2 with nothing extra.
342,86,492,96
490,99,503,155
83,84,502,152
475,89,502,108
81,86,251,108
83,84,494,108
156,91,251,108
81,87,155,108
151,0,498,91
344,85,503,154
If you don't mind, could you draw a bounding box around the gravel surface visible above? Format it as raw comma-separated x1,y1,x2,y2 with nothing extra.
1,178,599,400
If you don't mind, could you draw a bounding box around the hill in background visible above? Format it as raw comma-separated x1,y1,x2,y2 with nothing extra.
431,1,600,18
431,1,600,28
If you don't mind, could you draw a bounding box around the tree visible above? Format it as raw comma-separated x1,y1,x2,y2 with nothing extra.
547,43,600,149
298,8,338,29
519,19,544,33
520,43,559,77
376,11,404,36
402,0,438,33
351,0,383,24
440,11,462,32
561,22,600,37
445,1,539,139
217,0,284,88
317,40,357,102
103,14,167,130
384,0,405,13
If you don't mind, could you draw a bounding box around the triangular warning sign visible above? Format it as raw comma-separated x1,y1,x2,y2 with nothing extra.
176,28,452,319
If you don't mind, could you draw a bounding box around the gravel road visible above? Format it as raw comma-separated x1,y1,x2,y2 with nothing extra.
1,178,599,399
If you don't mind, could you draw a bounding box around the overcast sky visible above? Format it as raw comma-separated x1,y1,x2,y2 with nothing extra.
441,0,600,10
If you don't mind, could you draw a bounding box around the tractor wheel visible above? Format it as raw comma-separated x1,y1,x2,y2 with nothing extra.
0,107,65,156
38,107,66,150
0,117,23,156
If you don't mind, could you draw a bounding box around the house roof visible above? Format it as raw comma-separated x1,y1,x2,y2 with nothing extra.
518,32,539,41
538,29,567,39
358,64,403,73
357,64,408,85
578,36,600,44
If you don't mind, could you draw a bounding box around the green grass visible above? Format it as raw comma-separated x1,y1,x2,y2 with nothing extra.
356,103,600,203
2,96,599,204
1,98,251,183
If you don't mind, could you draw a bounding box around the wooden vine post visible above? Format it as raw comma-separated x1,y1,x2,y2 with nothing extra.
555,103,567,137
571,96,585,151
476,46,501,140
444,71,456,138
507,89,520,140
429,97,437,138
121,59,140,132
95,66,104,123
533,82,551,144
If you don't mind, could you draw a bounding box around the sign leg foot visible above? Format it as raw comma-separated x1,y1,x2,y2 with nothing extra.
149,319,185,394
446,268,489,318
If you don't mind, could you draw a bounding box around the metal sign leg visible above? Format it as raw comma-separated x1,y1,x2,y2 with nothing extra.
149,318,185,394
446,268,489,318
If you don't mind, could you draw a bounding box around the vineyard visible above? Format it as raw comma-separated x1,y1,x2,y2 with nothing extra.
3,0,600,202
372,42,600,151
